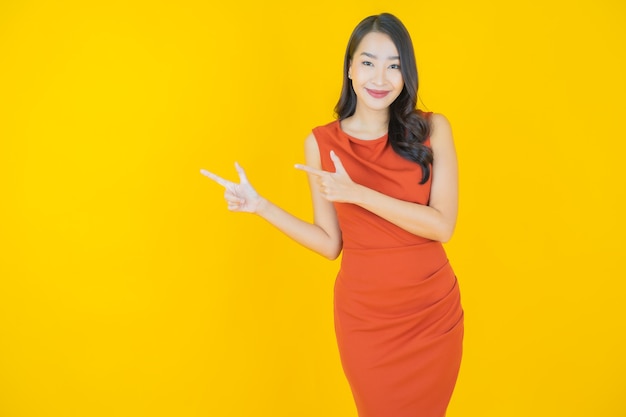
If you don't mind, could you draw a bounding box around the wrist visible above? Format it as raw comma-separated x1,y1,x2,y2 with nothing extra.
351,183,368,205
254,195,270,216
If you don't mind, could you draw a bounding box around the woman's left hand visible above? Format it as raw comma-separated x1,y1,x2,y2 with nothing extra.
295,150,359,203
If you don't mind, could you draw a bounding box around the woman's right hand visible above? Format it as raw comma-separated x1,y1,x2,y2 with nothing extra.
200,162,265,213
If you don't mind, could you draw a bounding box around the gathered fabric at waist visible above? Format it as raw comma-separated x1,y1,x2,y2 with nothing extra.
341,241,449,282
337,241,455,315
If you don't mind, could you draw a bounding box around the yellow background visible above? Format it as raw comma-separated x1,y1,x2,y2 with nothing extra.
1,0,625,416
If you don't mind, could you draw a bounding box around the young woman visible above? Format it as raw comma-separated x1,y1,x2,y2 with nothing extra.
201,13,464,417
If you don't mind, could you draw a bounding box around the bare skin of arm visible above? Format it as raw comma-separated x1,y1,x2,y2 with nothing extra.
200,134,342,260
295,113,458,242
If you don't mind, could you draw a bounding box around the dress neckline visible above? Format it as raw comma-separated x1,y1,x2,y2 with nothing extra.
337,120,388,143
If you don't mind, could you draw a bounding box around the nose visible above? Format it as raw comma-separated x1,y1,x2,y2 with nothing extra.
373,67,386,86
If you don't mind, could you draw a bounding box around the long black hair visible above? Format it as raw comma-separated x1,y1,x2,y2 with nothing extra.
335,13,433,184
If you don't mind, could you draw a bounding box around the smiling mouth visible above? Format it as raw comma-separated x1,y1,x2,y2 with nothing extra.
366,88,390,99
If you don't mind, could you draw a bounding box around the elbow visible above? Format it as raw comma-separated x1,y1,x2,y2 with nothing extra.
435,223,456,243
438,234,453,244
321,242,342,260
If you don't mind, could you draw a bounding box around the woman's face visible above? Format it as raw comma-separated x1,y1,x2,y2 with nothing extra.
348,31,404,113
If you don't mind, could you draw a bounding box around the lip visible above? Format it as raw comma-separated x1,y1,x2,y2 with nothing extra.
366,88,390,99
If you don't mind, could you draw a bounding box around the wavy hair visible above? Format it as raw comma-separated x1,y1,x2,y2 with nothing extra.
335,13,433,184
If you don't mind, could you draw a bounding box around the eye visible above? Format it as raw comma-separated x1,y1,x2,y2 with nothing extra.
361,61,373,67
389,64,401,70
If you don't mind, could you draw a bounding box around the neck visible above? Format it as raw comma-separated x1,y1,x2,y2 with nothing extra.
351,105,390,134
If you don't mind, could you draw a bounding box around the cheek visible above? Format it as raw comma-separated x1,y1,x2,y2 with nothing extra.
391,72,404,88
391,77,404,100
352,66,368,81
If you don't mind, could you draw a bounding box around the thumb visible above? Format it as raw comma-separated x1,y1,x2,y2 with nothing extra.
234,162,250,184
330,150,347,175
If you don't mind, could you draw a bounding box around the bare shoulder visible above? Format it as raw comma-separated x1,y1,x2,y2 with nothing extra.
304,131,319,148
429,113,453,140
428,113,455,150
428,113,457,169
304,132,322,168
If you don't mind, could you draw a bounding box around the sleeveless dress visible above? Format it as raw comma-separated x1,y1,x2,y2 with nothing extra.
312,118,464,417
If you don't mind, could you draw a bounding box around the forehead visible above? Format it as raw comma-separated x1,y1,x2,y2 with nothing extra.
354,32,399,57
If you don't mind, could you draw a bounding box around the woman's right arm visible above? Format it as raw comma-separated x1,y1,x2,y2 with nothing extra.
201,133,342,260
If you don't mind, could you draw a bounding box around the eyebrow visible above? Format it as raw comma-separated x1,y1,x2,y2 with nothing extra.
360,52,400,60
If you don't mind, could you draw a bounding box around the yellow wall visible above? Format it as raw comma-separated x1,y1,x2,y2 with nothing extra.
1,0,624,416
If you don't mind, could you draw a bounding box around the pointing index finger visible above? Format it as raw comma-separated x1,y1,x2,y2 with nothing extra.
200,169,230,188
294,164,326,177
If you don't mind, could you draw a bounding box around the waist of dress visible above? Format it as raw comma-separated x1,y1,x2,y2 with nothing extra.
342,240,446,257
340,241,449,281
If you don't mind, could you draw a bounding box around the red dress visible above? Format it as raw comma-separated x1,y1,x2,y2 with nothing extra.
312,118,464,417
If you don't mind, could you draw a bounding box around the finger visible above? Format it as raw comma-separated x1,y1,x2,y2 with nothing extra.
234,162,250,184
224,190,244,204
295,163,326,177
330,150,348,175
200,169,230,188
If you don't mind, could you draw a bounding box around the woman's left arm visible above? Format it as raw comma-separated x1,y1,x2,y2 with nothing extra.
295,113,458,242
